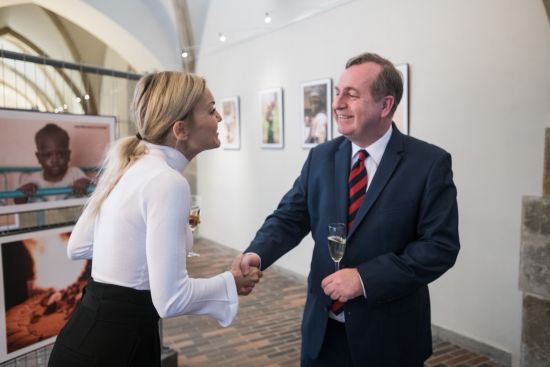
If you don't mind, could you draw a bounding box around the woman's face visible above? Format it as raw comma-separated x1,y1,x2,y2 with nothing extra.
187,88,222,152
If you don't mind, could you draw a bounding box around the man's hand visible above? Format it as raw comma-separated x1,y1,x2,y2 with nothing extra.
238,253,261,295
231,254,262,296
321,268,363,303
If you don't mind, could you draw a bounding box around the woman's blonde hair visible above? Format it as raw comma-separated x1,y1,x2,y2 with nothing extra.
87,71,206,216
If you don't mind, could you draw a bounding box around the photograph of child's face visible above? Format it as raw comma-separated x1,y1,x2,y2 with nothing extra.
0,110,115,214
35,133,71,182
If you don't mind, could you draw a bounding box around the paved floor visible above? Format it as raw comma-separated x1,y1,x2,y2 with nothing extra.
0,238,504,367
162,239,505,367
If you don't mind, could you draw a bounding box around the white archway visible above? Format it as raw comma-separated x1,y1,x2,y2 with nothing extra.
0,0,182,72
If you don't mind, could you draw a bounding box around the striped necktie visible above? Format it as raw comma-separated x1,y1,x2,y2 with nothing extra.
347,150,369,229
331,149,368,315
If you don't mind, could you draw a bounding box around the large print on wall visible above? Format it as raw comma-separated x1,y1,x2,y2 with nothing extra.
0,109,115,215
301,78,332,148
260,88,284,149
0,226,89,362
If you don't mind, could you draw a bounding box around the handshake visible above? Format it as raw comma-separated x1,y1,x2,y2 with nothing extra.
230,253,263,296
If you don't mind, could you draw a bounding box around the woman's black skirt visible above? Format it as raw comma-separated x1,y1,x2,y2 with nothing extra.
48,279,160,367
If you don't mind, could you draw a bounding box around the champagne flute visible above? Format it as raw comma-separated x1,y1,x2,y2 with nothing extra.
187,205,201,257
327,223,347,272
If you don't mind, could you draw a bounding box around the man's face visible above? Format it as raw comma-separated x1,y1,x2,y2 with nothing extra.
35,135,70,181
333,62,386,145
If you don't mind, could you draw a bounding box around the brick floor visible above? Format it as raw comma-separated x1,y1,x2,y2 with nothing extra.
162,238,505,367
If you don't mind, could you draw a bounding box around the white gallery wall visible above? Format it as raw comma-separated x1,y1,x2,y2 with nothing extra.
196,0,550,365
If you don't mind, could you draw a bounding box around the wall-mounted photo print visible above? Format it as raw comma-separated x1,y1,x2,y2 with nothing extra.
394,64,409,135
219,96,241,150
0,109,115,215
0,226,89,362
260,88,284,149
301,79,332,148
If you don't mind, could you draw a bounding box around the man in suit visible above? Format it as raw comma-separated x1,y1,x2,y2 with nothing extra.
240,52,460,367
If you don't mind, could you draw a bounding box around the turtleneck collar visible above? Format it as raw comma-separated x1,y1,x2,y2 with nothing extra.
144,141,189,172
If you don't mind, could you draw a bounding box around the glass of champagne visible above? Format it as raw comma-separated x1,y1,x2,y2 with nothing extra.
327,223,347,272
187,205,201,257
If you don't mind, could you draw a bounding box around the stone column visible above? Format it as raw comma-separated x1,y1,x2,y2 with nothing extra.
518,128,550,366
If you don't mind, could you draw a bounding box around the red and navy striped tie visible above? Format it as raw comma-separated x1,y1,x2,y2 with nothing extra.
347,150,369,230
331,149,368,314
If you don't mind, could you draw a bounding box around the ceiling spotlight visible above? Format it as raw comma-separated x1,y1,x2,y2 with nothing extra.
219,33,226,42
264,12,272,23
84,94,90,100
181,50,189,58
75,97,81,103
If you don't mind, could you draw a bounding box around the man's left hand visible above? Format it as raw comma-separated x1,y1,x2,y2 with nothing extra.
321,268,363,302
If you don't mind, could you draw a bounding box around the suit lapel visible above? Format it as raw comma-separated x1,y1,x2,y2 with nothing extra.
348,127,404,238
334,139,351,224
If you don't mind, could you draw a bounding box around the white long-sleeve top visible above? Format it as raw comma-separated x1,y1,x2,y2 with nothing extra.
67,142,238,325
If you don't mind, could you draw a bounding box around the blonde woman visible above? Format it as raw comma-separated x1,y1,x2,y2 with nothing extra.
48,72,261,367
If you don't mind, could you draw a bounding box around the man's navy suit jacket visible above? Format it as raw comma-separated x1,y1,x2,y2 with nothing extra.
246,126,460,366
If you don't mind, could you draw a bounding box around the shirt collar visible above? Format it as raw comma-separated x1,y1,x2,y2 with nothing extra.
144,142,189,172
350,125,393,165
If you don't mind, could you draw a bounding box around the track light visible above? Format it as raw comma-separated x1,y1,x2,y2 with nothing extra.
264,12,272,23
219,33,226,42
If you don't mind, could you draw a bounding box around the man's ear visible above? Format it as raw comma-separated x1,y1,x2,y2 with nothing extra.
381,96,395,118
171,120,189,141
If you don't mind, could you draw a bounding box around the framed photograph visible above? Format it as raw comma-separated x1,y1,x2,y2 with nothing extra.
0,109,115,215
0,225,89,362
394,64,409,135
260,88,284,149
301,78,332,148
219,96,241,150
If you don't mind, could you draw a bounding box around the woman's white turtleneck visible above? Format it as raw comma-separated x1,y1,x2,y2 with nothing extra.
67,142,238,325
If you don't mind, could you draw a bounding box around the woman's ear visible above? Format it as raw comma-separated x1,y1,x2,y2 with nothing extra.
171,120,189,141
